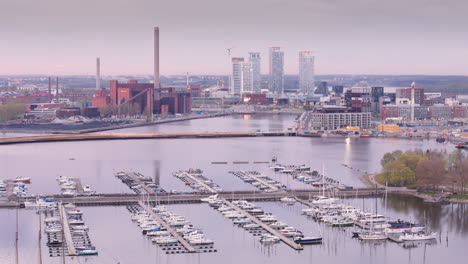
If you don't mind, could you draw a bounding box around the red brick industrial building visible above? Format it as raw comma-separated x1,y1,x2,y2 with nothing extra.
92,80,191,115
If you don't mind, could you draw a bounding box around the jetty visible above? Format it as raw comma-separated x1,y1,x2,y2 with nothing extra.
222,199,303,250
58,202,77,256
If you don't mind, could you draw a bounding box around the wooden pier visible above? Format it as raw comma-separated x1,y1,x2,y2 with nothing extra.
138,201,196,253
222,199,303,250
58,202,77,256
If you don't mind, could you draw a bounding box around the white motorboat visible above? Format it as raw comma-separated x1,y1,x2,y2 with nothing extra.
399,232,437,241
200,194,218,203
152,236,178,244
280,196,296,205
269,221,288,229
243,223,260,229
358,232,387,241
146,230,170,237
311,196,338,205
259,234,280,243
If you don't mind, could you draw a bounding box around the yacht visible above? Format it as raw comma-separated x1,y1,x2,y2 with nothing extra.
385,220,425,234
280,196,296,205
233,217,251,225
311,196,338,205
152,236,178,244
200,194,218,203
259,234,280,243
82,185,92,193
294,236,322,245
243,223,260,230
77,249,98,255
358,231,387,241
399,232,437,241
269,221,288,230
13,177,31,183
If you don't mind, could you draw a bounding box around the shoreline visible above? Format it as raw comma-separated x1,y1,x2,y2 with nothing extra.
361,173,468,204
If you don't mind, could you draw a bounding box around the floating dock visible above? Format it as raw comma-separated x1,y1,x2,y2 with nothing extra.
115,172,163,195
138,201,196,253
222,199,303,250
230,171,283,192
58,202,77,256
173,170,221,193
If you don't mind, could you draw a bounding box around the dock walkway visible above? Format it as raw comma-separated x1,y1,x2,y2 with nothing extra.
58,202,77,256
178,171,217,193
222,199,303,250
138,201,196,253
242,171,279,192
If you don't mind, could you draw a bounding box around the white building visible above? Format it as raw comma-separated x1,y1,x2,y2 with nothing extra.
231,57,244,95
269,47,284,95
248,52,261,94
240,62,254,94
299,50,315,94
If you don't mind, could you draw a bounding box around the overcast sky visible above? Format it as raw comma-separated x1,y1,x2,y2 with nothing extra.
1,0,467,76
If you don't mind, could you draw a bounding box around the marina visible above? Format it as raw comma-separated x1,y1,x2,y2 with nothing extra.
173,169,222,193
0,115,465,264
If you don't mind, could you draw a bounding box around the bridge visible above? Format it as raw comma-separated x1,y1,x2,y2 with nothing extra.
0,131,297,145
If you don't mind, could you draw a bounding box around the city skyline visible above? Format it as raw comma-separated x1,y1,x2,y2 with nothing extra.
0,0,467,76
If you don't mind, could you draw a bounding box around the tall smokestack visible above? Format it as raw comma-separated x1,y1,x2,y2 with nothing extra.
48,77,52,102
55,77,59,103
96,57,101,90
154,27,160,101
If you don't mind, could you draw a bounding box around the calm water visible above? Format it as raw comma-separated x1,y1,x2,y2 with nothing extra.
0,114,464,264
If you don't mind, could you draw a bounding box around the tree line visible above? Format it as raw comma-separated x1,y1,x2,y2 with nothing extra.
379,149,468,194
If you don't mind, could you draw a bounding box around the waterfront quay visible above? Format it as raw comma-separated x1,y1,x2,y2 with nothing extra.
2,187,402,208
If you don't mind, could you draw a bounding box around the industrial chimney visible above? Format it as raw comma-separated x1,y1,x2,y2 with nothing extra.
153,27,160,111
55,77,59,103
96,57,101,90
48,77,52,102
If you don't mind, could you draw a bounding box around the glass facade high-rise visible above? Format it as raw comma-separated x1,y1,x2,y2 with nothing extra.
298,50,315,94
241,62,253,94
231,57,244,95
248,52,261,94
269,47,284,95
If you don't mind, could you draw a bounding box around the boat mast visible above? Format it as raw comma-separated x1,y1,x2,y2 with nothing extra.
38,208,43,264
15,207,19,264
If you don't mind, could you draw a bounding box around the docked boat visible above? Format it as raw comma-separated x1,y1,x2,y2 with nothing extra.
399,232,437,241
259,234,280,243
13,177,31,183
294,236,322,245
152,236,178,244
269,221,288,230
189,237,214,246
82,185,92,193
280,196,296,205
358,232,387,241
385,220,425,234
233,217,251,225
310,196,338,205
243,223,260,230
77,249,98,255
200,194,218,203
